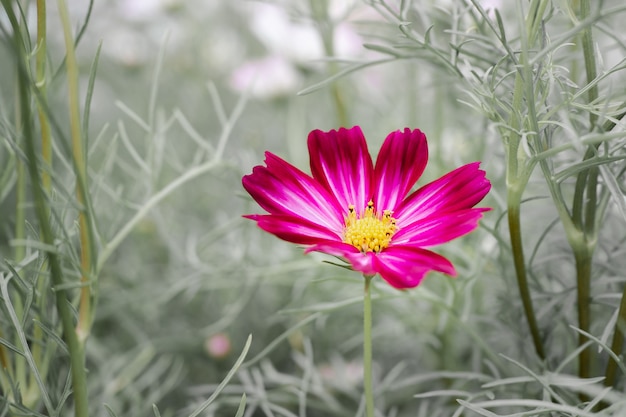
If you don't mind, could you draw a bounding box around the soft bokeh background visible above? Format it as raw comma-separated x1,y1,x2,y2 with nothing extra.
1,0,626,416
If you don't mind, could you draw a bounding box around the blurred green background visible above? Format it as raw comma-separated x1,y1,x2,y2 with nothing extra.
2,0,626,416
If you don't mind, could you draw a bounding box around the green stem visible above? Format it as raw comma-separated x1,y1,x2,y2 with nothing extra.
30,0,52,404
3,2,90,415
19,45,91,417
579,0,598,129
504,58,545,359
363,275,374,417
14,89,26,265
571,0,600,234
507,195,545,360
572,150,592,228
308,0,348,126
570,0,599,384
331,83,348,127
10,0,28,399
56,0,93,344
605,282,626,387
520,0,600,382
574,247,592,380
36,0,51,192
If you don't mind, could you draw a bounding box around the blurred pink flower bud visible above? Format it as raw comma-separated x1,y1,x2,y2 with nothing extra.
205,333,232,359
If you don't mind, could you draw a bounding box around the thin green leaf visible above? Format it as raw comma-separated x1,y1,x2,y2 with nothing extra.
233,394,247,417
187,335,252,417
297,59,396,95
103,404,119,417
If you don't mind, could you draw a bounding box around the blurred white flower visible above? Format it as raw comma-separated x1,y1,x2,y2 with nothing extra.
334,22,363,57
229,2,367,99
248,3,324,63
229,55,301,99
245,2,364,62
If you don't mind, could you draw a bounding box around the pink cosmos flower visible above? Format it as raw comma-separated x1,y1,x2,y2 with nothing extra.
242,126,491,289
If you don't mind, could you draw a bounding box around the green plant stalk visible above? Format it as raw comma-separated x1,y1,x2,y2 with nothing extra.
36,0,51,192
568,0,599,381
363,275,374,417
331,82,348,127
4,2,90,415
56,0,93,344
579,0,598,129
599,115,626,388
573,246,592,380
605,282,626,386
508,0,579,363
572,155,590,228
577,165,597,380
520,1,598,380
533,136,595,383
533,166,595,380
308,0,348,126
11,4,28,398
504,57,545,359
507,192,545,360
22,105,91,417
516,0,593,368
14,97,26,266
526,0,550,45
29,0,52,405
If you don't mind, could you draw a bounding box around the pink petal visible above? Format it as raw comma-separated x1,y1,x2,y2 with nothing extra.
243,152,344,232
373,128,428,212
305,241,456,289
392,208,490,246
305,241,378,276
246,214,342,245
308,126,373,216
373,246,456,289
395,162,491,226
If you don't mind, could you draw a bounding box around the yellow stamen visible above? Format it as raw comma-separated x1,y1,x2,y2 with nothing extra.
343,200,397,253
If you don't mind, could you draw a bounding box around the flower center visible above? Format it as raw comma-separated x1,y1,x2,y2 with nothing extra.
343,200,397,253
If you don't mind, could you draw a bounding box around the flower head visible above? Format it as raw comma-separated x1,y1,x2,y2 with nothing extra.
242,126,491,289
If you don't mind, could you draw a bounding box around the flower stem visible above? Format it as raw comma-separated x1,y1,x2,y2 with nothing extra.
507,194,545,360
363,275,374,417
